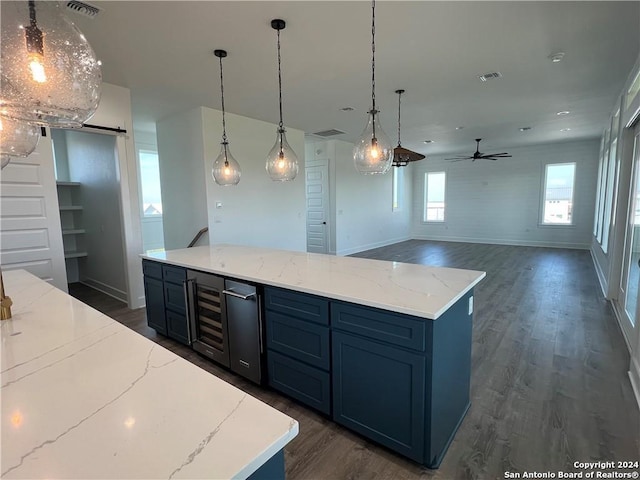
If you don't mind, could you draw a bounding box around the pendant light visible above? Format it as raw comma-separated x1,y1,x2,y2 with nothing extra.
0,1,102,127
353,0,393,175
0,115,41,169
266,19,298,182
211,50,241,186
392,89,425,167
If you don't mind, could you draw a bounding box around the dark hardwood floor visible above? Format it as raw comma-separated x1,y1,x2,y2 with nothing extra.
69,240,640,480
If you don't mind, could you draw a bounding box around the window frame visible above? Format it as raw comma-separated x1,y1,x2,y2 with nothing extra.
137,148,163,218
392,167,402,212
540,162,577,227
422,171,446,223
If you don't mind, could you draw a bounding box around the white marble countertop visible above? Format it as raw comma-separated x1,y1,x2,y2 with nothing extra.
1,270,298,479
142,244,486,320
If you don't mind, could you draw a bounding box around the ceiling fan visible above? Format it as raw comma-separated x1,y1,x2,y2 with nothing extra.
445,138,512,162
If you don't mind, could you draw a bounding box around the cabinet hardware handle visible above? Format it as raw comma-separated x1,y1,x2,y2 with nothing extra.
222,289,255,300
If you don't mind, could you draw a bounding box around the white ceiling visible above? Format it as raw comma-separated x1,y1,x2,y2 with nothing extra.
68,1,640,156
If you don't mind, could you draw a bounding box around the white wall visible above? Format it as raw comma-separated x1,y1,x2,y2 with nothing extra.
65,130,128,301
156,108,209,250
334,139,413,255
412,139,599,249
201,107,306,252
89,83,144,308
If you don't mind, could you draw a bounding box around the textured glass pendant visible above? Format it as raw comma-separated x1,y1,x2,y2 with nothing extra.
0,1,102,127
353,0,392,175
266,127,298,181
210,49,241,186
212,141,241,186
354,110,393,174
266,19,298,182
0,115,41,169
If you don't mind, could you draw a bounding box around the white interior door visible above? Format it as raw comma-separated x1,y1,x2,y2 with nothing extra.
0,131,68,291
619,125,640,343
305,163,329,254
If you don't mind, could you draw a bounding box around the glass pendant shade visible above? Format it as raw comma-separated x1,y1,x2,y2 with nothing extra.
0,115,40,159
266,128,298,181
212,142,241,186
0,1,102,127
353,110,393,174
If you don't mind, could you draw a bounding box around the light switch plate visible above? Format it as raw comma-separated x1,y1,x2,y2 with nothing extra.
468,296,474,315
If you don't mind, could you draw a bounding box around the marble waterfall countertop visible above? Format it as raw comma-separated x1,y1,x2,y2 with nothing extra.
142,244,486,320
0,270,298,479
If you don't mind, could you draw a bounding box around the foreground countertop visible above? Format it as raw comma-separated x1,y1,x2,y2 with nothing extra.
0,270,298,479
142,244,486,320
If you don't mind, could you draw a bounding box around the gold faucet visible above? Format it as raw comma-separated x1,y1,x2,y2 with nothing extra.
1,270,13,320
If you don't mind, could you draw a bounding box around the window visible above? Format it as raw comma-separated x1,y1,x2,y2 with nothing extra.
602,138,620,253
139,150,163,217
392,168,402,211
542,163,575,225
423,171,446,222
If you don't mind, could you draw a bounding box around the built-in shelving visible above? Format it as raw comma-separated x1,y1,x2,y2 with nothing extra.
64,251,88,259
56,181,86,282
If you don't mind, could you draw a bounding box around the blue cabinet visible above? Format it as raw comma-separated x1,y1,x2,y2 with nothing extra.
162,265,189,345
265,287,331,415
143,275,166,335
142,260,189,345
332,331,426,462
331,293,473,468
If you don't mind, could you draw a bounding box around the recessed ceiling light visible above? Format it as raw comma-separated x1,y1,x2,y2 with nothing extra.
557,110,570,116
423,140,434,144
549,52,565,63
340,107,354,112
560,128,571,132
519,127,532,132
455,126,464,130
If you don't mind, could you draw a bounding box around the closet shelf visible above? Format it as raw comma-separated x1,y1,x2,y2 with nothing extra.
56,181,81,187
64,251,88,259
59,206,83,211
62,229,86,235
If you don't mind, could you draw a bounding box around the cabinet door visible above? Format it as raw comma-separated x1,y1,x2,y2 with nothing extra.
332,331,426,463
167,310,189,345
144,276,167,335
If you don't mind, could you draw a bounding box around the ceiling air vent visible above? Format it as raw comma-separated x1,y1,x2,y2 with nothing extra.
66,0,101,18
477,72,502,82
313,129,345,137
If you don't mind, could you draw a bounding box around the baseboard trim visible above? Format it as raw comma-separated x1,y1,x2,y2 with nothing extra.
337,236,412,256
629,358,640,411
81,278,127,304
410,234,590,250
590,247,608,297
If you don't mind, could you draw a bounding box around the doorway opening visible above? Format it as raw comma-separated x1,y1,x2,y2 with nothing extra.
52,128,129,304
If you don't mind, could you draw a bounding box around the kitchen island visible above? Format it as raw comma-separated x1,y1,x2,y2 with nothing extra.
142,244,486,468
0,269,298,479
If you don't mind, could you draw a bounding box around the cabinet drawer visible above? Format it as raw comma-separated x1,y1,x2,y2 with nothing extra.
331,302,427,352
266,311,330,370
167,310,189,345
162,264,186,284
265,287,329,325
164,281,186,314
142,260,163,280
268,350,331,415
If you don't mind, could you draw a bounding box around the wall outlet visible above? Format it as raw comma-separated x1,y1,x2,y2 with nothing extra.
468,296,474,315
215,202,222,209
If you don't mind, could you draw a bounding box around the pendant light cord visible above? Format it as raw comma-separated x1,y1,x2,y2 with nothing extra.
277,27,284,152
397,91,402,146
218,55,227,145
371,0,377,139
28,0,37,27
